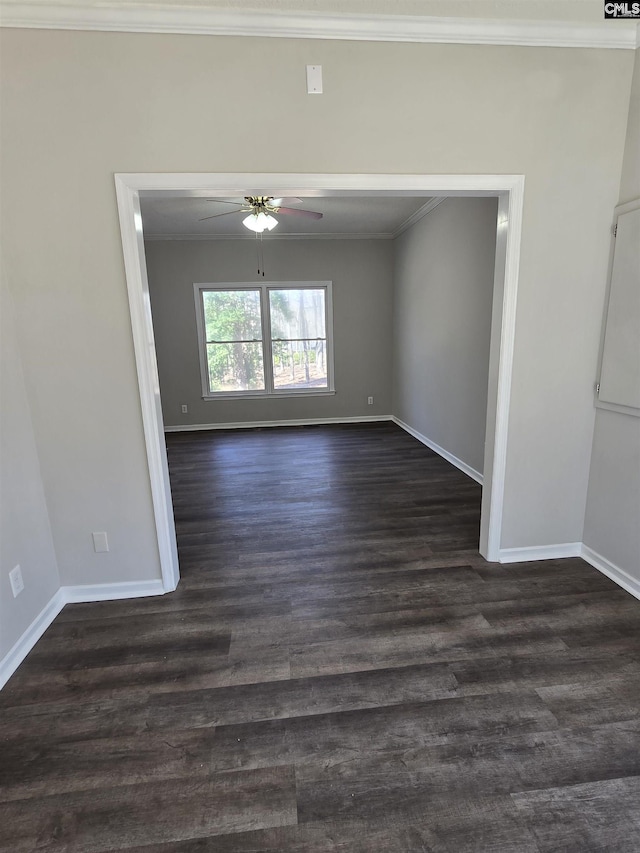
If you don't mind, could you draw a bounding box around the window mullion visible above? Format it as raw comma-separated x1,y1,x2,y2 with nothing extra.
261,285,275,394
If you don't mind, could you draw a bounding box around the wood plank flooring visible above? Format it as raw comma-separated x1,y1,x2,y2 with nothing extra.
1,422,640,851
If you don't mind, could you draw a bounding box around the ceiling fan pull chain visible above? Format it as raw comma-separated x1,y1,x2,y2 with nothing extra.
255,232,266,278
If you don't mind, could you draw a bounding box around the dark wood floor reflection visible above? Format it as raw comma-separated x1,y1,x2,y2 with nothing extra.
2,423,640,851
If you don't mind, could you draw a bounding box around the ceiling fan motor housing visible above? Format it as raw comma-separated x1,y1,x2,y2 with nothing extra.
246,196,276,212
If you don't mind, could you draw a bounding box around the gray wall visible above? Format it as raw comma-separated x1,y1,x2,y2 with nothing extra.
145,239,394,426
583,48,640,579
0,27,633,647
392,198,498,477
1,276,60,665
618,48,640,209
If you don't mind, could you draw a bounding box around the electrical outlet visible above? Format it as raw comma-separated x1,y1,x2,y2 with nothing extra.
181,404,188,414
367,396,374,405
92,532,109,553
9,565,24,598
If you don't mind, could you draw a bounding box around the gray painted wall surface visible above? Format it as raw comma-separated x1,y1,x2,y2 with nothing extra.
145,239,394,426
583,48,640,580
0,29,634,628
618,49,640,209
0,277,60,663
392,198,498,477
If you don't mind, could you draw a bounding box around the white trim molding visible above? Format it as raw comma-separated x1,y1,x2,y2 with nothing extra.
480,180,525,562
63,579,166,603
581,544,640,601
498,543,582,563
143,232,398,242
115,176,180,594
392,417,483,485
0,579,167,690
165,415,393,432
1,5,637,49
119,173,519,195
392,198,447,239
0,589,66,690
498,543,640,602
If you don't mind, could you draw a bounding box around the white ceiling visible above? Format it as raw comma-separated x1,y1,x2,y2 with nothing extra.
140,194,436,239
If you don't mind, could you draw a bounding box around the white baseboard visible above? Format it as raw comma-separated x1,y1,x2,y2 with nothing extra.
0,579,167,691
62,579,167,603
165,415,393,432
499,543,640,602
0,589,66,691
392,417,483,485
498,542,582,563
581,544,640,602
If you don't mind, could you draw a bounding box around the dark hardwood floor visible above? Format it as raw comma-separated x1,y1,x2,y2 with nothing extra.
2,422,640,851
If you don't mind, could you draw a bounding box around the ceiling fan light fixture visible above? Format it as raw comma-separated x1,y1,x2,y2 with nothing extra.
243,212,278,233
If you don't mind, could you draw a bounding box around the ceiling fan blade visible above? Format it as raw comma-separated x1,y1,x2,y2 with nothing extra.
198,210,244,221
270,197,303,206
275,206,323,220
205,199,245,206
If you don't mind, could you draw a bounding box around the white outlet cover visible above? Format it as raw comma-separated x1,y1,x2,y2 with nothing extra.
92,531,109,553
9,565,24,598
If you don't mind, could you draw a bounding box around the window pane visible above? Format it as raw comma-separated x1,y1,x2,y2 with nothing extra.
269,289,326,340
206,342,265,392
272,339,328,390
203,290,262,342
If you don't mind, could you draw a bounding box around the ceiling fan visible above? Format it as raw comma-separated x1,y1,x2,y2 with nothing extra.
199,196,323,232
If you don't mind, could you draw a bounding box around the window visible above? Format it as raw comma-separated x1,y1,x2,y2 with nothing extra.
194,282,334,398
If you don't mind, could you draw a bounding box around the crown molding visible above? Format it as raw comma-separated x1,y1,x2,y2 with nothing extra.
143,232,395,241
393,197,447,238
1,4,637,50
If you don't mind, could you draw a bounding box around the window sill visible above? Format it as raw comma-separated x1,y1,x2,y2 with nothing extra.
202,390,336,401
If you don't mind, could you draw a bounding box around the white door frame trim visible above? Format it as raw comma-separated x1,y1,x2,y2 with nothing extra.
114,178,180,592
114,172,525,587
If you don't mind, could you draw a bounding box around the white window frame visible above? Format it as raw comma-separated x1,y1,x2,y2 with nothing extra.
194,281,335,399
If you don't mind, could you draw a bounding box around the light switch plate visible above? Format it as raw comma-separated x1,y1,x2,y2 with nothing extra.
306,65,323,94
